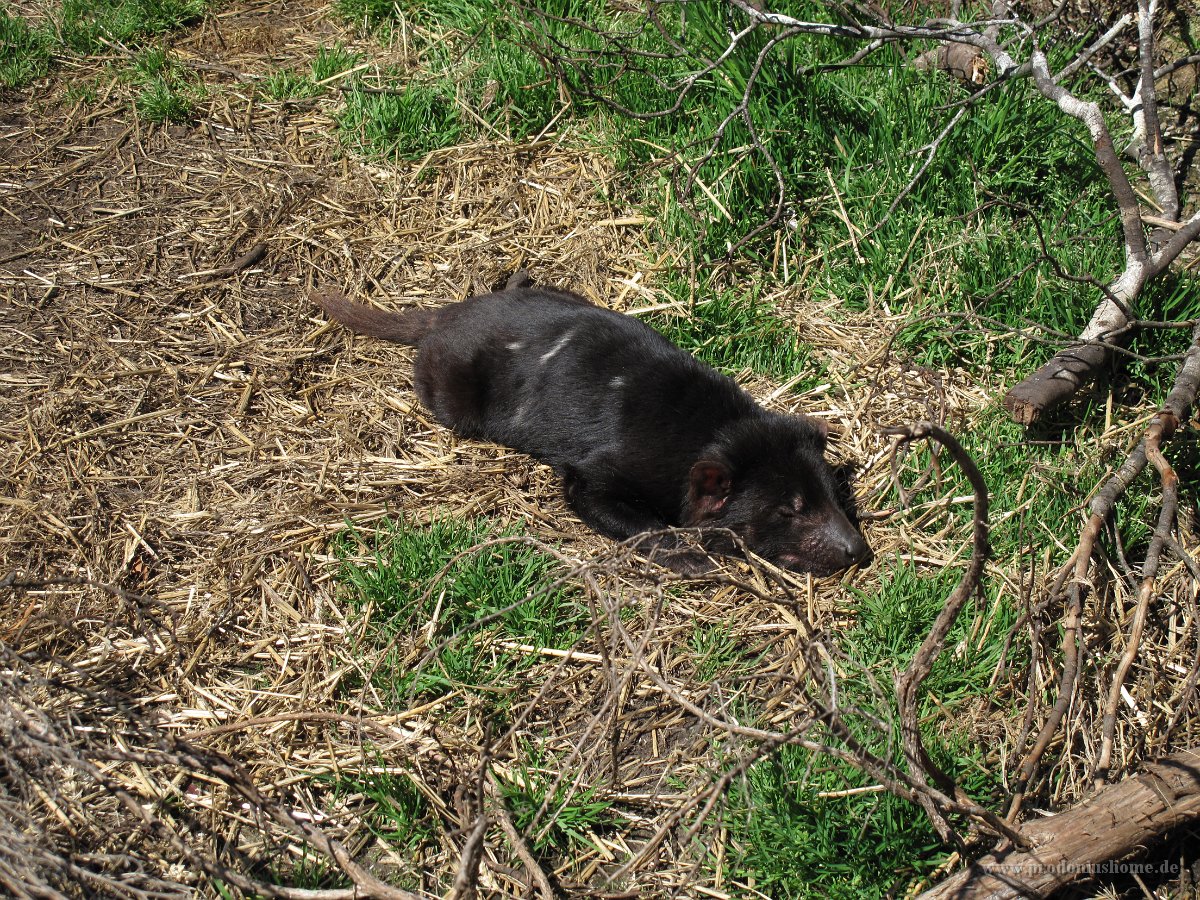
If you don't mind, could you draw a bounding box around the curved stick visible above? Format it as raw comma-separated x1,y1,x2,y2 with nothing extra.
884,422,990,842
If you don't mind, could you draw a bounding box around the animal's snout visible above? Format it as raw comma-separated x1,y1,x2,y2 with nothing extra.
781,514,870,576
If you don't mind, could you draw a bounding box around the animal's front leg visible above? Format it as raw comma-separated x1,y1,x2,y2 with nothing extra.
561,466,663,538
561,467,713,574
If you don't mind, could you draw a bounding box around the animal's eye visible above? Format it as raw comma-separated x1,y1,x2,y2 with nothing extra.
777,502,799,519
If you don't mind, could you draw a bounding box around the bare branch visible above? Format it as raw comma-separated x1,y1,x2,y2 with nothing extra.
1155,52,1200,80
1130,0,1179,223
1151,209,1200,276
1053,13,1133,82
1094,410,1179,785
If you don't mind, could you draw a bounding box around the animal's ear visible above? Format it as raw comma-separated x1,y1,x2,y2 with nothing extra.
688,459,732,519
800,415,829,448
505,269,533,290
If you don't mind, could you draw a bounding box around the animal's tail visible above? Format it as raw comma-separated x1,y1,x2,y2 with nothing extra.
312,288,438,346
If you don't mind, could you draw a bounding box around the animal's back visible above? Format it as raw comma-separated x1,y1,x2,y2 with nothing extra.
412,289,754,516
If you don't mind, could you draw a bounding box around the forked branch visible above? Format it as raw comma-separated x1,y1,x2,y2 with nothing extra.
1008,324,1200,817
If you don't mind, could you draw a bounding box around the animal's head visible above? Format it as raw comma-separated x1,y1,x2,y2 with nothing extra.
684,414,870,575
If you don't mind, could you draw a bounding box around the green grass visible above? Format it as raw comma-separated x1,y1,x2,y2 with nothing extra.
260,68,312,101
499,742,616,855
0,7,52,87
311,43,360,83
333,515,588,707
216,838,355,894
689,622,751,680
646,277,823,386
329,516,612,879
727,747,944,898
58,0,206,53
1,0,208,92
134,74,193,121
63,77,101,103
330,0,567,159
323,757,436,852
125,46,201,122
337,75,466,160
270,851,352,892
262,44,360,101
335,0,399,28
719,561,1015,897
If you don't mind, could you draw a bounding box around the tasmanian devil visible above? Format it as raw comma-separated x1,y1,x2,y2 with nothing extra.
313,273,869,575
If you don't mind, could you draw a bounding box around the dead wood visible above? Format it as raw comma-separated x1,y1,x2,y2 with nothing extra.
1008,324,1200,818
195,240,269,282
1002,342,1114,426
885,422,1004,844
919,745,1200,899
912,42,989,85
1001,0,1197,423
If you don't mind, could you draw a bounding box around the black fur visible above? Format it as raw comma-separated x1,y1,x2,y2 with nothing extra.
314,277,869,575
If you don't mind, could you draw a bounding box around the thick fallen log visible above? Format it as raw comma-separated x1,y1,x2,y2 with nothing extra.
919,746,1200,899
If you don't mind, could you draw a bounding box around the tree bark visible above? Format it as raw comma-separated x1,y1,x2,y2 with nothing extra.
1001,341,1113,425
918,746,1200,899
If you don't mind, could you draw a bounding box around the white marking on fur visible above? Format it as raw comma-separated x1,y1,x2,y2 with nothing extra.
506,341,523,351
539,329,575,366
610,376,625,390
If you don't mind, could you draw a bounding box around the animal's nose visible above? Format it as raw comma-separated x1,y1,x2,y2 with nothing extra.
836,526,871,567
846,532,871,565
